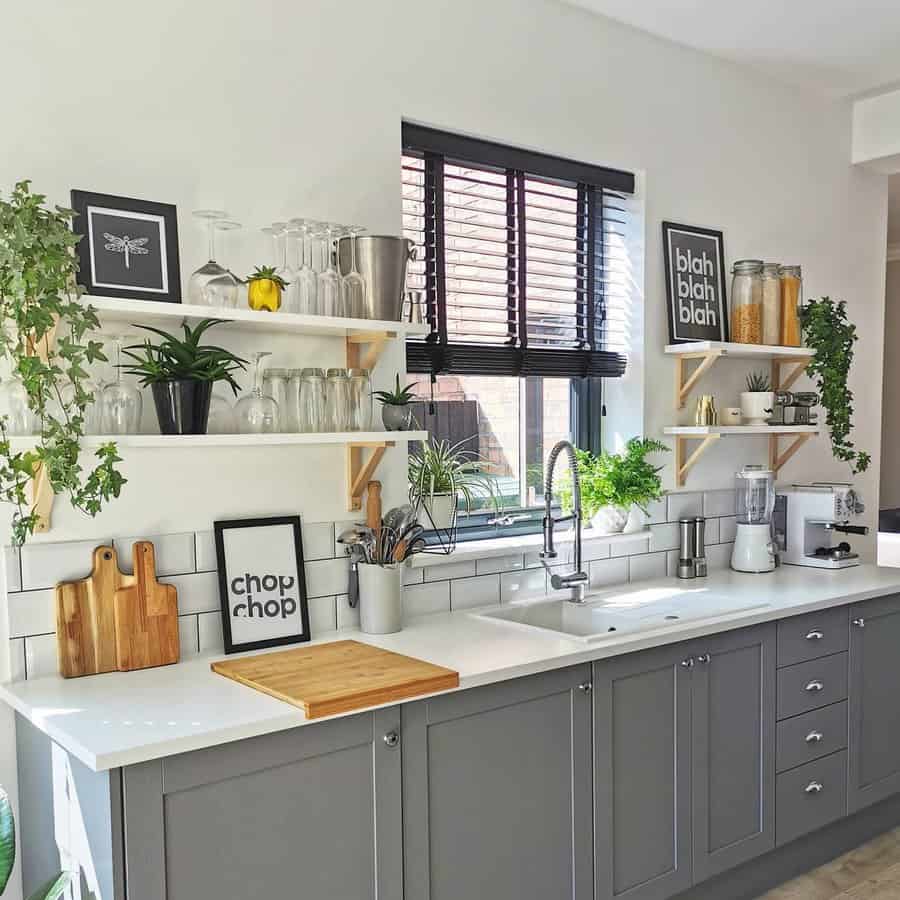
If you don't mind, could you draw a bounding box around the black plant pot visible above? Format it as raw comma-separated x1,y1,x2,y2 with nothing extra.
151,380,213,435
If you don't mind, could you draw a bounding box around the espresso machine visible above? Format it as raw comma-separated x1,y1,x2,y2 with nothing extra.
774,483,868,569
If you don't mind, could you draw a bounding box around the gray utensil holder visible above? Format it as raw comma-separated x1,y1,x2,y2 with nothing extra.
358,563,404,634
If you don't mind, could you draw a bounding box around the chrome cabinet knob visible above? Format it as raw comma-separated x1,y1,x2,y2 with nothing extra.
696,654,711,665
680,657,695,669
578,681,593,694
804,781,824,794
383,730,400,749
805,731,824,744
805,630,824,641
852,617,865,628
805,680,824,693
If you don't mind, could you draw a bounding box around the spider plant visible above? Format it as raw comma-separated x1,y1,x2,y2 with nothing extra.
408,438,498,513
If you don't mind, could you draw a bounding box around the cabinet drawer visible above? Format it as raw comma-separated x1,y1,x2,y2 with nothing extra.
777,607,848,668
776,751,847,846
776,701,848,773
776,653,848,720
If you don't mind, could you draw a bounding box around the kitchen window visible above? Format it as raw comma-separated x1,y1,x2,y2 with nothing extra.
401,124,635,540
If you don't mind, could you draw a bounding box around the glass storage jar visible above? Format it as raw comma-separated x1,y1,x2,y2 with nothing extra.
730,260,764,344
761,263,782,345
779,265,803,347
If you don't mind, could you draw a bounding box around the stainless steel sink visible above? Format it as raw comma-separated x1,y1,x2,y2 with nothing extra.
474,585,770,643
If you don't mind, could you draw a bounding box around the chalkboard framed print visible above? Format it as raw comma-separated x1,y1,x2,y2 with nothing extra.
214,516,311,654
662,221,728,343
71,189,182,303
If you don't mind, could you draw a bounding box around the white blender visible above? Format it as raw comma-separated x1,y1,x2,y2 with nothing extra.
731,465,777,573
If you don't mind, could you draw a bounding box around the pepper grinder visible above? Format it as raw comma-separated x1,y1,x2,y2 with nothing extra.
677,518,697,579
693,516,708,577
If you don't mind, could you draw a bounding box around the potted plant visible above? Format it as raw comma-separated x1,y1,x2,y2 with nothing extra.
121,319,247,435
800,297,870,474
0,180,124,544
558,438,668,535
245,265,287,312
374,374,418,431
740,370,774,425
408,438,497,530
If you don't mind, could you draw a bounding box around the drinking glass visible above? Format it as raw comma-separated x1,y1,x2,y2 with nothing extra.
234,351,280,433
316,224,343,317
202,221,242,308
281,224,303,314
100,335,143,434
342,226,368,319
325,368,352,432
299,368,326,432
207,391,236,435
267,221,291,284
285,369,303,432
188,210,235,306
349,368,372,431
288,218,318,315
263,368,289,416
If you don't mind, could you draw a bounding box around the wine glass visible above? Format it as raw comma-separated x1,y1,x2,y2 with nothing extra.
188,210,231,306
316,223,343,317
281,223,303,314
202,221,242,308
341,225,367,319
287,218,318,315
100,334,143,434
234,351,280,434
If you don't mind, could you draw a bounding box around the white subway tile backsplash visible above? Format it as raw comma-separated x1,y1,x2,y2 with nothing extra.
583,540,612,562
666,492,703,523
4,547,21,593
703,518,720,545
20,538,111,591
8,589,55,639
305,558,349,598
451,574,500,611
308,595,337,635
115,532,196,576
302,522,335,561
500,568,546,604
629,552,667,583
646,498,667,525
404,581,450,617
666,550,681,578
9,639,25,682
650,523,681,553
707,543,734,570
198,611,224,654
162,572,220,615
24,633,58,680
336,594,359,630
610,540,651,559
704,490,736,517
423,561,477,582
195,531,217,573
403,567,424,585
589,557,628,589
718,516,737,544
476,555,524,575
178,615,199,658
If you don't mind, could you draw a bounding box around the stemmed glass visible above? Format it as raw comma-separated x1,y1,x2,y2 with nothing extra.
287,218,318,315
316,224,344,317
188,210,239,307
342,225,367,319
203,220,242,308
234,351,280,434
281,223,303,314
100,334,143,434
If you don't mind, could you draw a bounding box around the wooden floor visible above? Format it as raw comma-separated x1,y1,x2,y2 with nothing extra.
761,827,900,898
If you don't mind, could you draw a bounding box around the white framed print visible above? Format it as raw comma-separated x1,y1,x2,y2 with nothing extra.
214,516,311,654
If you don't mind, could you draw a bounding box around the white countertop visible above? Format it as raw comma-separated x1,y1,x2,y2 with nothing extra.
4,564,900,772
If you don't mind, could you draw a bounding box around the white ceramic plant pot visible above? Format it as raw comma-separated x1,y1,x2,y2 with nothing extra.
622,506,647,533
417,492,456,531
591,505,628,535
739,391,774,425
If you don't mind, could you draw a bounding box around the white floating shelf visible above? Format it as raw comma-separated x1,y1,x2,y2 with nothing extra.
664,425,819,437
81,295,430,339
9,431,428,450
665,341,813,360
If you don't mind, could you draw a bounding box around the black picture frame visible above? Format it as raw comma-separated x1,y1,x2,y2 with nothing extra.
214,516,310,654
662,221,729,344
70,189,181,304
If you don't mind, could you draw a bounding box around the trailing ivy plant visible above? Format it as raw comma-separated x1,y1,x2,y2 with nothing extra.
799,296,870,475
0,181,124,544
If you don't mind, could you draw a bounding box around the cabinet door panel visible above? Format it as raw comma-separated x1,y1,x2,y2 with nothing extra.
849,593,900,812
594,645,692,900
403,665,592,900
692,623,775,882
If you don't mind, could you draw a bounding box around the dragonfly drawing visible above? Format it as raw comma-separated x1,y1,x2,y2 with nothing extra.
103,232,150,269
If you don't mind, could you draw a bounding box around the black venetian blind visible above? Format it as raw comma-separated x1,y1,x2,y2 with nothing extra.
402,123,634,379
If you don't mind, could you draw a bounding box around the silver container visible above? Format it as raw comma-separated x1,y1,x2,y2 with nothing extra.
358,563,403,634
337,235,415,322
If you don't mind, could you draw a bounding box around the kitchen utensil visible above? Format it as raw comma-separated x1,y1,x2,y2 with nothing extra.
693,517,708,577
55,545,131,678
382,505,406,535
732,465,777,573
378,526,399,566
113,541,180,671
337,235,415,321
367,481,382,541
211,639,459,718
358,563,403,634
394,523,425,562
337,527,368,608
677,518,697,580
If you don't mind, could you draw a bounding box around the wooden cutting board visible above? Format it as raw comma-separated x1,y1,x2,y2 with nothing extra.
56,545,132,678
114,541,180,671
211,640,459,718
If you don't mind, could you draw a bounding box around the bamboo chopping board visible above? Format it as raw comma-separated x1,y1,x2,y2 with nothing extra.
211,640,459,718
114,541,180,671
56,545,133,678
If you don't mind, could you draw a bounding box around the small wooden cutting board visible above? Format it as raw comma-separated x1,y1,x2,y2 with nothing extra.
211,640,460,718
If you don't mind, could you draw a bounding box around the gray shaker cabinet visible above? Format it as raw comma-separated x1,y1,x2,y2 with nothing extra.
121,708,402,900
402,664,594,900
848,592,900,813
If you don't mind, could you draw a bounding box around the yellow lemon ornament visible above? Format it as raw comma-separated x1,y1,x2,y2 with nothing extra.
245,265,287,312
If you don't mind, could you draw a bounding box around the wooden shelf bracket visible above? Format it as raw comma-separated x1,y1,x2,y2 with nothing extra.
346,330,396,372
769,433,812,475
347,441,395,511
673,434,721,488
674,350,723,409
771,357,810,393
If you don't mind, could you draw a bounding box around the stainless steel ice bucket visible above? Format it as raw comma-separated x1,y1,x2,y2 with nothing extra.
337,235,414,322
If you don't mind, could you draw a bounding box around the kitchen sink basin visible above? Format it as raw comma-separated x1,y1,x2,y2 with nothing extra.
474,585,770,643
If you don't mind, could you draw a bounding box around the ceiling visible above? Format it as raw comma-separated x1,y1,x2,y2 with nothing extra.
563,0,900,97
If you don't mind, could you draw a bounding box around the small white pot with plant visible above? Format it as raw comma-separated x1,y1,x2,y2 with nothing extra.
408,438,496,531
374,374,417,431
558,438,669,535
740,371,774,425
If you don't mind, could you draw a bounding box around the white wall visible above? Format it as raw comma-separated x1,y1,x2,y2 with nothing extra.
0,1,888,894
881,261,900,509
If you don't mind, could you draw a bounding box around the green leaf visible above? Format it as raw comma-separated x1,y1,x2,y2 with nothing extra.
26,871,70,900
0,785,15,894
